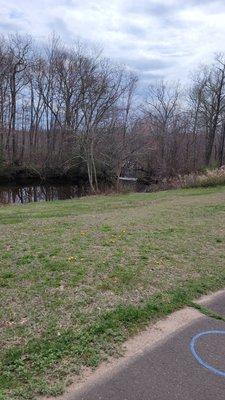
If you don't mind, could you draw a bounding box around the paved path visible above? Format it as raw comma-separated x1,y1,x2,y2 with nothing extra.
200,290,225,317
71,291,225,400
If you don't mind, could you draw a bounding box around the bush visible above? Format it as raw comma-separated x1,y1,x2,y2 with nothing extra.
178,167,225,188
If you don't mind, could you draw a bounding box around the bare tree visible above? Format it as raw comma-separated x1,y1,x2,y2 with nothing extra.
191,56,225,165
7,34,32,162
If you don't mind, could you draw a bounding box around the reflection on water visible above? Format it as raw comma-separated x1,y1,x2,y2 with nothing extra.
0,184,88,204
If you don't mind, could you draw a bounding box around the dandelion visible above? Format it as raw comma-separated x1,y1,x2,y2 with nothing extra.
67,256,76,261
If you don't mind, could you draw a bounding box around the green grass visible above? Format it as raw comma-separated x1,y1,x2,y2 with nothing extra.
1,186,225,399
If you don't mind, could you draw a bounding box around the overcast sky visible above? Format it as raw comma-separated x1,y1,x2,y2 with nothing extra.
1,0,225,86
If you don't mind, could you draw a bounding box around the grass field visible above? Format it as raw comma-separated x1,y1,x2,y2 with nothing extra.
1,186,225,399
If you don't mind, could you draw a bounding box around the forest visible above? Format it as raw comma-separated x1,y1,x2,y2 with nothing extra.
1,33,225,192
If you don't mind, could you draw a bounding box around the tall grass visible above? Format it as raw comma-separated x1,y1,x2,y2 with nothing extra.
178,167,225,188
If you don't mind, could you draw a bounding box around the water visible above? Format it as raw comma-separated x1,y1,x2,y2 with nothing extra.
0,181,151,205
0,184,88,204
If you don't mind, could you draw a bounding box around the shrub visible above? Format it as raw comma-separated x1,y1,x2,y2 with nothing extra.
178,167,225,188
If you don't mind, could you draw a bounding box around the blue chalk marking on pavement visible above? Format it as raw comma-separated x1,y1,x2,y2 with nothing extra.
190,330,225,377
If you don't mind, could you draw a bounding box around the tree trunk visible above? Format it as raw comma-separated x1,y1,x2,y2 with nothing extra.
219,122,225,167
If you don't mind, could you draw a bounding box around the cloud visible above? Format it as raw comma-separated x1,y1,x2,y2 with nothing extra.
0,0,225,89
0,21,18,32
123,1,176,17
120,22,147,38
47,17,73,42
128,57,172,72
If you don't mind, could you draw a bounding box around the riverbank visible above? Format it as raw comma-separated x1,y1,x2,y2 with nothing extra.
0,166,110,204
0,166,90,185
2,166,225,207
1,186,225,398
0,167,148,204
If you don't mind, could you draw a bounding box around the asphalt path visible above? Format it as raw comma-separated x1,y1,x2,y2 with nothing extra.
72,292,225,400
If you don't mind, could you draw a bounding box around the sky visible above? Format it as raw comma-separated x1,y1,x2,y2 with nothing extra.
1,0,225,87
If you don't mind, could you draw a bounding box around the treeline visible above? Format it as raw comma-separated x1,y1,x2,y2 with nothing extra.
0,34,225,191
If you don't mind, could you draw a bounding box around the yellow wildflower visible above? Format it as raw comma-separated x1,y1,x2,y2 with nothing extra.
67,256,76,261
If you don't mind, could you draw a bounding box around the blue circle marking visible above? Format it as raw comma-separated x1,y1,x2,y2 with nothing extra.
190,330,225,377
